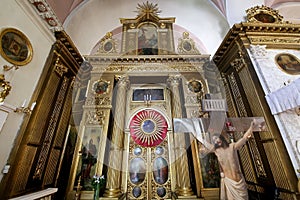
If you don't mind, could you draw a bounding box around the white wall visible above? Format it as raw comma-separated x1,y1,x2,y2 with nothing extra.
64,0,230,56
248,45,300,178
0,0,55,181
225,0,264,26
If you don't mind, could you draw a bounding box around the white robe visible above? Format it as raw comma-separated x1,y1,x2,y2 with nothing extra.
220,176,248,200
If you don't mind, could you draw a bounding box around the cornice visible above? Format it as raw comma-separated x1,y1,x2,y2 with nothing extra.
85,54,210,64
55,31,83,67
27,0,63,32
213,22,300,64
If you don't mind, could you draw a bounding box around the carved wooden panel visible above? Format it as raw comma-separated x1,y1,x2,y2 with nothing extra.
0,31,82,199
44,149,60,185
28,74,60,144
53,79,73,148
11,146,37,193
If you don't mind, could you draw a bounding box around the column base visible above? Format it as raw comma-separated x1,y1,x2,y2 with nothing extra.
100,193,125,200
175,187,194,197
172,192,203,200
102,188,123,199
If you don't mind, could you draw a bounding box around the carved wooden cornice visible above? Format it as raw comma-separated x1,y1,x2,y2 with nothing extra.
86,54,210,64
213,22,300,64
54,31,84,67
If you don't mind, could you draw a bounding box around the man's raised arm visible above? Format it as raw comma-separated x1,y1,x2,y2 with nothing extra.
234,119,255,150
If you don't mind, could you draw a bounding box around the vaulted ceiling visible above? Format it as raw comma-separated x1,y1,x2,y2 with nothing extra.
43,0,300,55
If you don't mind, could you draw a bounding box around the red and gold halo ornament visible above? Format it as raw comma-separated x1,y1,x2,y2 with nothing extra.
129,109,168,147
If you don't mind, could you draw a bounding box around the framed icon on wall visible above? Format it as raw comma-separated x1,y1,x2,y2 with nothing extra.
275,53,300,75
0,28,33,66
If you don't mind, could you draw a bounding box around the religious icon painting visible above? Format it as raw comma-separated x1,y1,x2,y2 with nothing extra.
137,23,158,55
187,79,203,93
103,41,113,52
253,13,276,23
200,152,220,188
76,126,102,190
129,157,146,184
92,79,110,94
153,157,168,184
0,28,33,66
275,53,300,75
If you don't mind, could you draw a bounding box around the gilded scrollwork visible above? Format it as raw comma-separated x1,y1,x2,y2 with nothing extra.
246,5,284,24
55,63,68,76
86,95,111,106
248,139,267,178
250,37,300,45
0,74,11,102
228,73,247,117
230,49,247,72
94,96,111,106
86,110,105,125
189,109,200,118
230,57,245,72
185,96,198,104
96,32,118,54
88,56,209,73
177,32,200,54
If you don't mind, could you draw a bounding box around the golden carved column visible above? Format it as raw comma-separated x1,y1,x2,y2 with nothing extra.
103,75,129,198
167,75,194,197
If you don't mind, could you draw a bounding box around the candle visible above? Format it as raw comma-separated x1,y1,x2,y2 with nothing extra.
22,99,26,107
30,102,36,110
85,80,90,97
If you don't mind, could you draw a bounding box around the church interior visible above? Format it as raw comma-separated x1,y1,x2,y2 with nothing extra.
0,0,300,199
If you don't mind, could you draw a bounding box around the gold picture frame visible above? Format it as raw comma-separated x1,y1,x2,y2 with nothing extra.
0,28,33,66
275,53,300,75
246,5,284,24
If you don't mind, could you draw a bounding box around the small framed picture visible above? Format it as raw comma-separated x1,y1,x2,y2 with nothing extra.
275,53,300,75
0,28,33,66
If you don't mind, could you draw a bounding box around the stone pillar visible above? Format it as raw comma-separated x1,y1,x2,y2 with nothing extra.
167,75,194,197
103,75,129,198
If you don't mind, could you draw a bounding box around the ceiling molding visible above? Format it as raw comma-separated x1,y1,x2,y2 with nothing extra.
28,0,63,32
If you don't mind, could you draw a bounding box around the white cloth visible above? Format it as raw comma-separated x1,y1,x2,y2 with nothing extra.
265,78,300,114
220,176,248,200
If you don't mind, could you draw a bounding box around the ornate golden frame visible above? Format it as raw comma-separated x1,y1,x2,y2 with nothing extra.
246,5,284,23
177,32,200,54
0,28,33,66
275,53,300,75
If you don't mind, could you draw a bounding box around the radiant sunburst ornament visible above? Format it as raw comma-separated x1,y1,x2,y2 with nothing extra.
135,1,161,18
129,109,168,147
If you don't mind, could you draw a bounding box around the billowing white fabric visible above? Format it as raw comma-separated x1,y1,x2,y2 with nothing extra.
265,78,300,114
220,176,248,200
